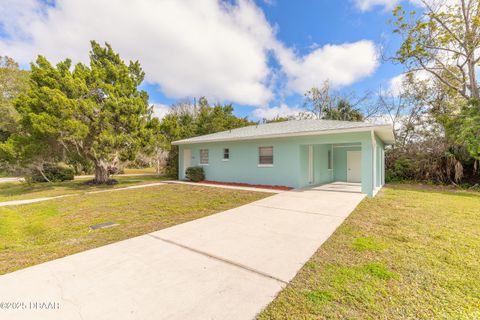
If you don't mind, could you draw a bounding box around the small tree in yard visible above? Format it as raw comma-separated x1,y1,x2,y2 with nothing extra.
0,41,158,183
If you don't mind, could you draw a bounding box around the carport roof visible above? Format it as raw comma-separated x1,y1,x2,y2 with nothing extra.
172,119,395,145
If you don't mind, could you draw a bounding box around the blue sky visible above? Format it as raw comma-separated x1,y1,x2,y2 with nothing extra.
0,0,421,120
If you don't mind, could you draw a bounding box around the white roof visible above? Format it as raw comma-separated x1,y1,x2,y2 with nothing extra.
172,119,395,145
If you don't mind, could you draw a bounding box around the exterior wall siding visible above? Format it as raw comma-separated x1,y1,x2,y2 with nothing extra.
178,131,384,196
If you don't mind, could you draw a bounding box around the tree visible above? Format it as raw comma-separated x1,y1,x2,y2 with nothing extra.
392,0,480,100
303,82,365,121
262,116,291,123
451,100,480,160
0,57,28,142
0,41,158,183
391,1,480,175
303,81,337,119
324,99,364,121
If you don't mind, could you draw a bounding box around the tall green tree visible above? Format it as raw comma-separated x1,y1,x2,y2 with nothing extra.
0,41,158,183
0,57,28,142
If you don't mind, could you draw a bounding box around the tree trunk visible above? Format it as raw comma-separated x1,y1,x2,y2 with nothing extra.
94,159,110,184
468,59,479,100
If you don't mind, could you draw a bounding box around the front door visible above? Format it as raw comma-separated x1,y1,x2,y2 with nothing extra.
347,151,361,183
183,149,191,179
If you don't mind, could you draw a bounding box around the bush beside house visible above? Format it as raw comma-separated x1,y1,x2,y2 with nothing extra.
185,167,205,182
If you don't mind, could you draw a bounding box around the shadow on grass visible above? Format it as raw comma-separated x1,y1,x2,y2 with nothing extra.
0,175,165,199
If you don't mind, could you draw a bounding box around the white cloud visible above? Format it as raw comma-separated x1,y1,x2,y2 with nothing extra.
1,0,380,106
386,70,431,96
251,104,306,120
355,0,459,11
355,0,401,11
0,0,274,106
275,40,379,94
151,103,171,119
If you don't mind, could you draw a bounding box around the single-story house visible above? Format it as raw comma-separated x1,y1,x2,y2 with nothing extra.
172,120,394,196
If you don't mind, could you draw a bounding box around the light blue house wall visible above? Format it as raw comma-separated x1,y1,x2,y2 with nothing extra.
178,131,385,196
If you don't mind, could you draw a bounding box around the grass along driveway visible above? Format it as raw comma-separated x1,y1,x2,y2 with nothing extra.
258,185,480,319
0,184,269,275
0,175,165,202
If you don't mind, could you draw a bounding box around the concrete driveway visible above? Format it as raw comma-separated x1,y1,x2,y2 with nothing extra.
0,182,365,320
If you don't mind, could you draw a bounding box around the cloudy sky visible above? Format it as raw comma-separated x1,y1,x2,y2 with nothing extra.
0,0,423,120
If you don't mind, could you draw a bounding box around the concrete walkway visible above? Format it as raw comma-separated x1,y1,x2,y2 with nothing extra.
0,182,365,320
0,177,24,183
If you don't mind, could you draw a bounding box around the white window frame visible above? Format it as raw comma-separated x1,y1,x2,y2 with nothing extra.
222,148,230,161
258,146,274,167
199,149,209,165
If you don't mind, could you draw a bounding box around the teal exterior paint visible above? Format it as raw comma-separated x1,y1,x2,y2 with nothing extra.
178,131,386,196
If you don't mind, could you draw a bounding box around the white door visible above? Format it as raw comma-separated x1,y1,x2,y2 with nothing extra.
183,149,191,178
347,151,361,183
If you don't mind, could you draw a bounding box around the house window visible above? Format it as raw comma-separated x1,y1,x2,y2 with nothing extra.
223,148,230,160
199,149,209,165
328,150,332,170
259,146,273,166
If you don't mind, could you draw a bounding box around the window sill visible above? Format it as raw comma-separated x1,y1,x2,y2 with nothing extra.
222,159,230,162
199,163,209,166
258,164,274,168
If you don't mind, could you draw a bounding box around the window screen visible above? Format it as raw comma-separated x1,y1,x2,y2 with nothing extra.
223,148,230,160
259,147,273,165
199,149,209,164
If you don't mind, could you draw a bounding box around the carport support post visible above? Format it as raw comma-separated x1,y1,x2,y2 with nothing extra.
361,138,373,197
371,130,377,195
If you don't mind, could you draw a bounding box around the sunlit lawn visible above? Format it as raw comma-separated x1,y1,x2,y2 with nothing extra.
0,175,165,202
0,184,269,275
122,167,158,174
259,185,480,320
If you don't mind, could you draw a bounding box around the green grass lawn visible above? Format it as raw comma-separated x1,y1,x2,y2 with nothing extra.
0,175,165,202
0,184,269,275
259,185,480,320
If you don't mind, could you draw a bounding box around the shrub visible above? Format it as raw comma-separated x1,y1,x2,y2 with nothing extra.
386,156,413,182
185,166,205,182
30,163,75,182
